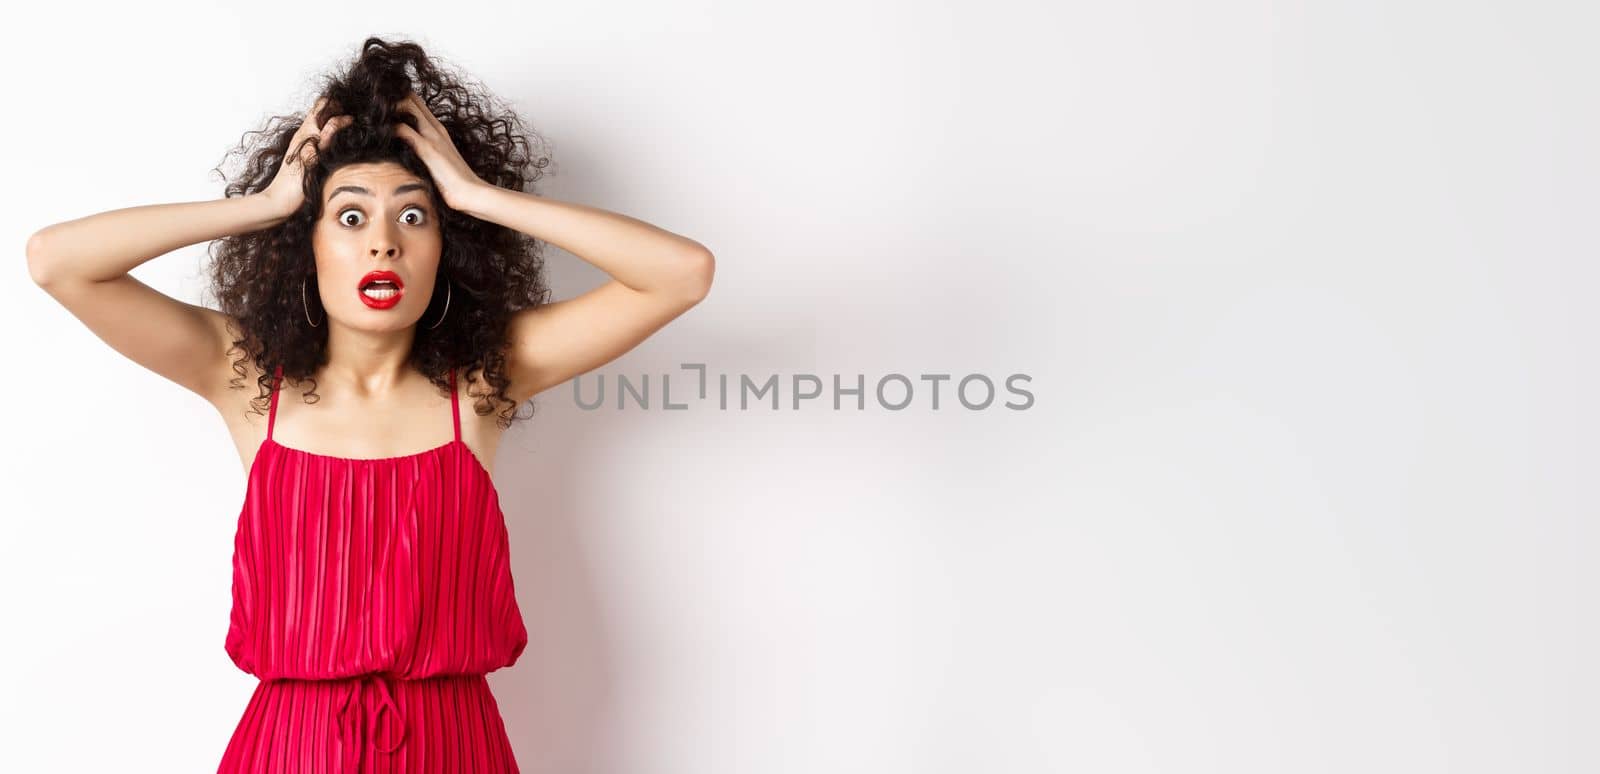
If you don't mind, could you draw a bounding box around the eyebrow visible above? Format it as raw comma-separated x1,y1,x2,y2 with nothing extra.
326,182,431,203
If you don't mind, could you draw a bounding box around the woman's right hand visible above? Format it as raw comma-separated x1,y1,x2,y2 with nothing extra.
260,96,353,217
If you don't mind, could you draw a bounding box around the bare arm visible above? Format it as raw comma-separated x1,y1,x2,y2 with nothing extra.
454,185,715,403
390,92,712,404
26,192,294,404
28,95,346,406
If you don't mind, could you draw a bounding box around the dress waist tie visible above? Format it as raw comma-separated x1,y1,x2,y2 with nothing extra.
334,672,408,766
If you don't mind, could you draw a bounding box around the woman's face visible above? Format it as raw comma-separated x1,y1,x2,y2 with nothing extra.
310,161,444,331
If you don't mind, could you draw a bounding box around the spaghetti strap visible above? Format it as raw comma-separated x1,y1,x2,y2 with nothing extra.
449,367,461,443
267,364,283,441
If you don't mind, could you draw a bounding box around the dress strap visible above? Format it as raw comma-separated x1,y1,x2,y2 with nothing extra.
267,364,283,441
449,367,461,443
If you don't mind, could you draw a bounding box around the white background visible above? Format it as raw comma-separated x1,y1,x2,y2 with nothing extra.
2,2,1594,772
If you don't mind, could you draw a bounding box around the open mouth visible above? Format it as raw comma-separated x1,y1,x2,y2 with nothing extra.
361,281,402,300
358,271,405,307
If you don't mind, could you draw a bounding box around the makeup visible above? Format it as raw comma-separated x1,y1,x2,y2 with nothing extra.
358,270,405,309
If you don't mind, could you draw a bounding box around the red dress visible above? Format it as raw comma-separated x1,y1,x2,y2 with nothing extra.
218,365,529,772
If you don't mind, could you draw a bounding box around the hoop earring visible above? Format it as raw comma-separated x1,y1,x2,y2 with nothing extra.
301,277,323,328
429,277,452,329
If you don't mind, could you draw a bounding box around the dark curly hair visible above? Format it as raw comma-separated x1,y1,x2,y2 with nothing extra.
206,35,554,429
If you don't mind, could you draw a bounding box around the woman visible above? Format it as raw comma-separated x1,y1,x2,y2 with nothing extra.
25,37,712,772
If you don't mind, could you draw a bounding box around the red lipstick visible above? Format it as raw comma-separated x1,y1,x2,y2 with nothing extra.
357,270,405,309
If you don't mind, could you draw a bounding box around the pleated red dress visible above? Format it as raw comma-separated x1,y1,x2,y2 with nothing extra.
218,365,529,773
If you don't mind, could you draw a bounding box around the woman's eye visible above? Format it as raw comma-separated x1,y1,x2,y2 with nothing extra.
336,206,428,227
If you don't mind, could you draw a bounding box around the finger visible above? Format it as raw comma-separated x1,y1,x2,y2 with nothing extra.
395,122,436,162
296,131,324,165
319,115,353,140
293,100,327,144
394,121,423,149
307,96,330,129
397,97,435,137
295,111,343,164
407,92,446,133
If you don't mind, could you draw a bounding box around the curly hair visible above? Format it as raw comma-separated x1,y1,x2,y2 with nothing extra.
206,35,554,429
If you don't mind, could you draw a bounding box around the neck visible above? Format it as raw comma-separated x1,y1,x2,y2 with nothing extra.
319,319,420,397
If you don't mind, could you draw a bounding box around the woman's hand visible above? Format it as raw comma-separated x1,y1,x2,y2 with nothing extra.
394,92,489,211
260,96,353,217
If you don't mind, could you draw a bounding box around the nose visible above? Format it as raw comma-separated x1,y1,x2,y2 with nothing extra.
369,222,402,259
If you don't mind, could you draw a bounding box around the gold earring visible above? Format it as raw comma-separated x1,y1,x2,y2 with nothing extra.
301,277,323,328
429,277,452,329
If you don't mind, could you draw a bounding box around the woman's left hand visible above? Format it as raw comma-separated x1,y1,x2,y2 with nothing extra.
394,92,488,211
